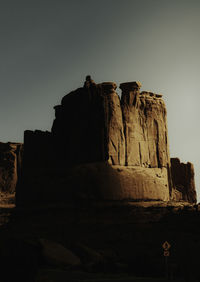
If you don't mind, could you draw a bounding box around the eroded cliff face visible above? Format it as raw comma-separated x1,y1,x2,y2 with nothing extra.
51,79,125,165
120,82,170,168
171,158,196,203
0,142,23,193
16,77,196,206
51,78,170,170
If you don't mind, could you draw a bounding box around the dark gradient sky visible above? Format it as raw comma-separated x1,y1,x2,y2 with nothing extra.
1,0,200,200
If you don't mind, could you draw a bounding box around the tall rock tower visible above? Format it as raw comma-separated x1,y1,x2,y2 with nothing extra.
16,77,196,206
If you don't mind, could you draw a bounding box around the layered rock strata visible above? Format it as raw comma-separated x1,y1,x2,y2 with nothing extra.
16,77,196,206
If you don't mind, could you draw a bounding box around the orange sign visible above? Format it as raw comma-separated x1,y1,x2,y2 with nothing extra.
164,250,170,257
162,241,171,250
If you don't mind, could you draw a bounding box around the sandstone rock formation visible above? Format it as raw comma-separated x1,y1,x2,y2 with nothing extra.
16,76,197,206
0,142,23,193
23,130,52,168
171,158,196,203
51,79,125,165
120,82,170,168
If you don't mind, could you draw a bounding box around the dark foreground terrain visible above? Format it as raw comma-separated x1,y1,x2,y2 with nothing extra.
0,195,199,282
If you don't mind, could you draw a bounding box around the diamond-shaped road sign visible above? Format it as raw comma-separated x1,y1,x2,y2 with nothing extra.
164,250,170,257
162,241,171,250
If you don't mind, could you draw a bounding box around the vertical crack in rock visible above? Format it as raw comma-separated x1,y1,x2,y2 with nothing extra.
154,119,161,168
139,142,142,166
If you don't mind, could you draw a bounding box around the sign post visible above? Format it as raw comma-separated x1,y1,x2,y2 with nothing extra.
162,241,171,280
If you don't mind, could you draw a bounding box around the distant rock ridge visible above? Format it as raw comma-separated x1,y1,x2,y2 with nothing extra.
14,76,196,206
0,142,23,194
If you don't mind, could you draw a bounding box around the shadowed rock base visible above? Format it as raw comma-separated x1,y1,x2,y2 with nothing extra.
17,163,169,206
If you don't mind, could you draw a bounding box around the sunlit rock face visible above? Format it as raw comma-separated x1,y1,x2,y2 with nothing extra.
51,78,170,169
120,82,170,168
0,142,23,193
16,77,197,206
61,163,170,202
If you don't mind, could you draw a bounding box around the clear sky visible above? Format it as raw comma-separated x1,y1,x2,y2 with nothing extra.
1,0,200,201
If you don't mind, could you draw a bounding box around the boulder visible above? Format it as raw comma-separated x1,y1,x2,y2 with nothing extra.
71,242,103,264
39,239,81,267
